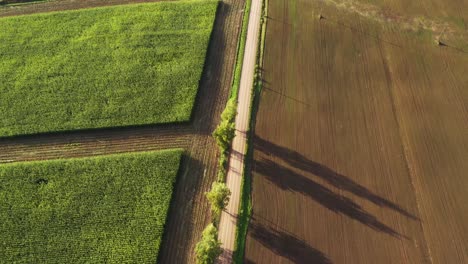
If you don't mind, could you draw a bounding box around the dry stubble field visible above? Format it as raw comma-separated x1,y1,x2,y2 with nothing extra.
245,0,467,263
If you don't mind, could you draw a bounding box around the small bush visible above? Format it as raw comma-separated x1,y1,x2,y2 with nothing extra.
206,182,231,218
195,224,223,264
213,119,235,152
213,98,238,153
216,153,229,181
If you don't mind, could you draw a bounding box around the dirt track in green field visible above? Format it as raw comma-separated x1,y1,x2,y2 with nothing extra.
245,0,468,263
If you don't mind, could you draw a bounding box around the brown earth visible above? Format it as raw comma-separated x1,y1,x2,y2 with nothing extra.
0,0,246,263
245,0,468,263
320,0,468,50
0,0,167,17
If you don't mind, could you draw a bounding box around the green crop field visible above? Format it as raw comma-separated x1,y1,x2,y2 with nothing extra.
0,149,183,263
0,0,218,137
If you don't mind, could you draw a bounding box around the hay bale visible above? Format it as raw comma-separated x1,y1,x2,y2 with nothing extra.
434,38,446,46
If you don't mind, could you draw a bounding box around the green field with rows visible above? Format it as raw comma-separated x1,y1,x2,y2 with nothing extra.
0,0,218,137
0,149,183,263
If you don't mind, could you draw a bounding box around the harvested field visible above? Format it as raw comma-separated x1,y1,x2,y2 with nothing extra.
245,0,468,263
0,149,183,263
0,0,247,263
0,1,217,137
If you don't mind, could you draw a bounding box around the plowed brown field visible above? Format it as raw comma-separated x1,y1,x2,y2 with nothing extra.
0,0,246,263
245,0,468,263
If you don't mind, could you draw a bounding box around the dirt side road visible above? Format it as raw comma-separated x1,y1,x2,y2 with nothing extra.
217,0,262,263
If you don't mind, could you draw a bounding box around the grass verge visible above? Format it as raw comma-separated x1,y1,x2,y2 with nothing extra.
0,1,217,137
233,0,268,262
229,0,252,100
0,149,183,263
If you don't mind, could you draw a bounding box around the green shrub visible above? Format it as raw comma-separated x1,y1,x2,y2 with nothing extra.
195,224,223,264
213,98,238,153
213,119,235,152
216,153,229,181
221,98,238,123
206,182,231,218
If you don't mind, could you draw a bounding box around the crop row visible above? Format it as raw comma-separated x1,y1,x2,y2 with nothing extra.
0,149,183,263
0,1,218,137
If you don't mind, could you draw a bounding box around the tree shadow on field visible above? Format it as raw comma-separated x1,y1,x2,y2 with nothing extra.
253,157,407,238
262,85,317,108
248,221,333,264
191,1,231,135
157,154,205,264
253,135,419,221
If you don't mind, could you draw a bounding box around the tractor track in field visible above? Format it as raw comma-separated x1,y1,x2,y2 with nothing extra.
0,0,247,263
0,126,194,163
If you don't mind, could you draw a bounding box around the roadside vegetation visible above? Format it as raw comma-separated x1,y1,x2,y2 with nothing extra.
206,181,232,218
0,149,183,263
0,1,217,137
213,98,237,181
229,0,252,99
212,0,253,183
195,0,253,262
195,224,223,264
233,0,268,262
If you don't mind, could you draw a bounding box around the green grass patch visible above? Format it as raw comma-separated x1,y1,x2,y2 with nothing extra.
0,149,183,263
229,0,252,100
0,0,218,137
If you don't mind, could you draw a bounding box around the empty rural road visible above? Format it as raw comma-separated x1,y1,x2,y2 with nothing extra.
217,0,262,263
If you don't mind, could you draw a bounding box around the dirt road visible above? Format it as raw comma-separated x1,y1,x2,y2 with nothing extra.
217,0,262,262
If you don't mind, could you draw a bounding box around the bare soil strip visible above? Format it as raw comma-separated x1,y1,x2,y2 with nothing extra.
0,0,246,263
0,126,193,163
